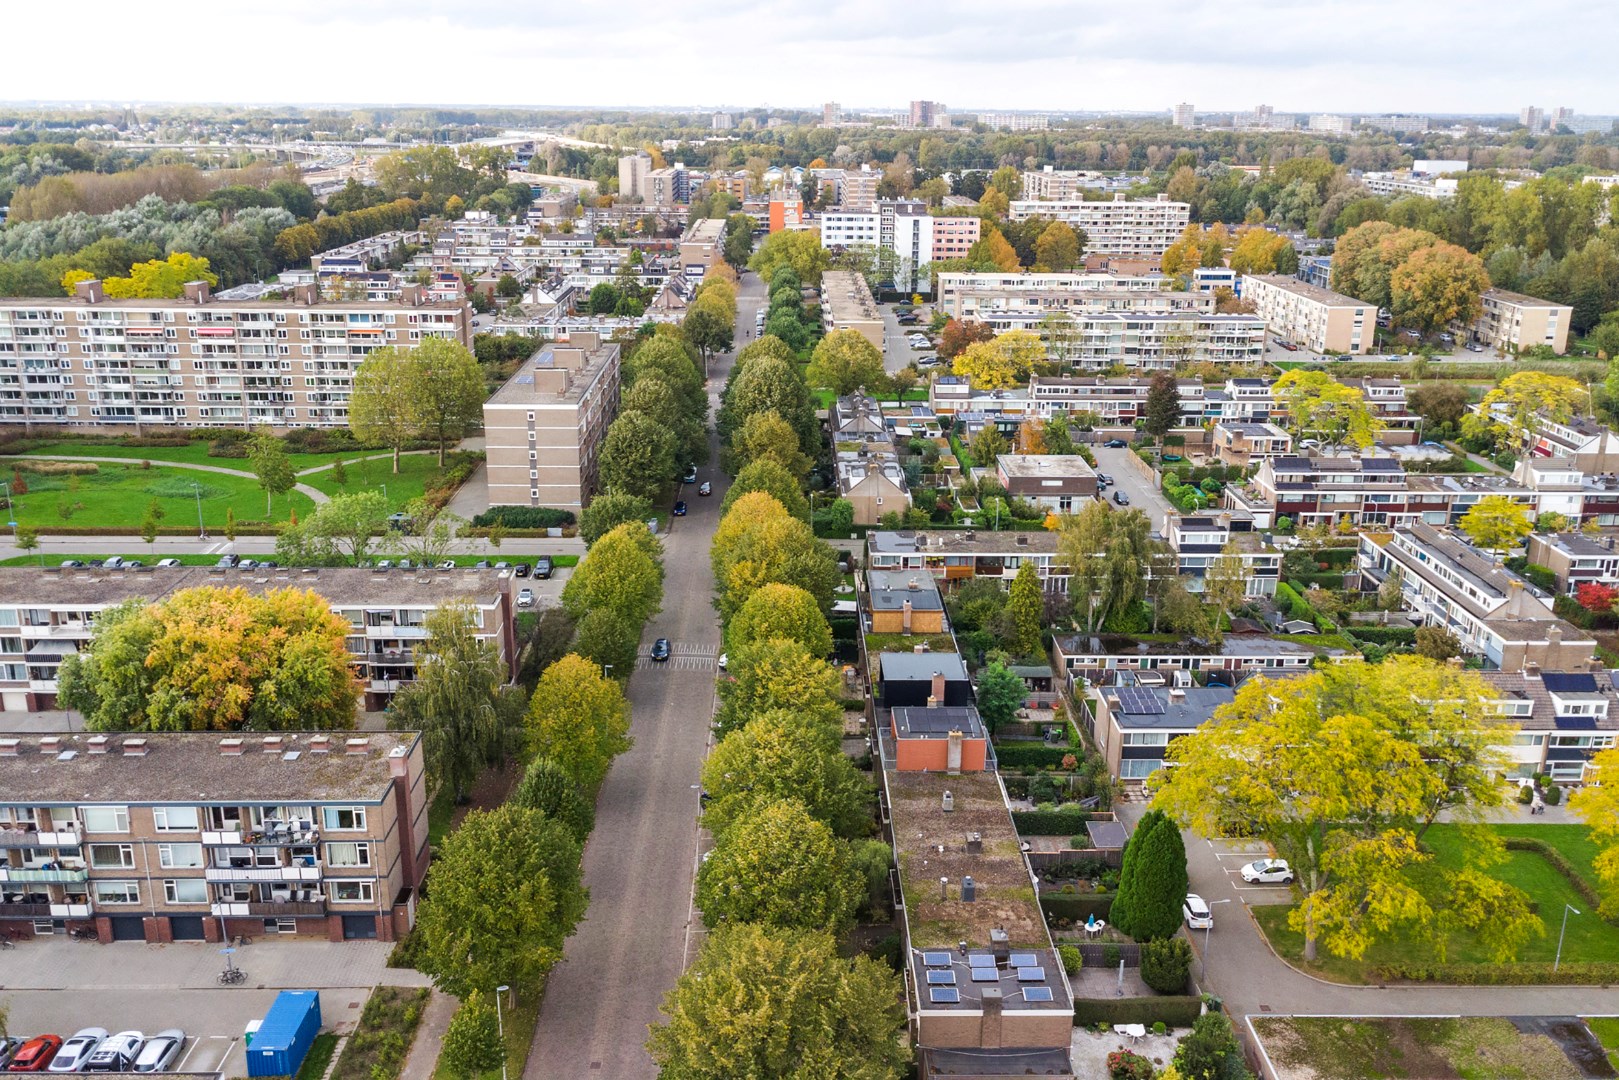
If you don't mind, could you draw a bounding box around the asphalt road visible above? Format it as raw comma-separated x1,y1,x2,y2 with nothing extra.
878,299,934,374
1089,445,1175,534
521,273,761,1080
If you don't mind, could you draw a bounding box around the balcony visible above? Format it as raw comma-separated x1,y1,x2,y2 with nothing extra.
247,899,326,917
0,901,50,917
0,825,81,848
204,864,321,884
0,866,89,883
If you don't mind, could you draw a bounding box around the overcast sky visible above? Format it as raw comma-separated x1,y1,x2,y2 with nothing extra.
4,0,1611,116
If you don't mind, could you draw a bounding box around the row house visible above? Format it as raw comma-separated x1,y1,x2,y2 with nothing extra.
1479,669,1619,784
1165,512,1282,596
1229,454,1415,528
0,565,517,713
1525,532,1619,595
1357,524,1595,670
867,530,1069,592
1087,684,1235,783
1212,421,1293,466
1006,194,1190,258
1054,635,1322,690
0,281,469,429
936,271,1172,316
992,454,1098,512
0,731,427,944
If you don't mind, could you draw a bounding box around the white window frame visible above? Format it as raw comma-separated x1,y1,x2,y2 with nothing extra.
325,841,371,868
164,878,208,904
152,805,199,832
81,805,130,834
321,806,367,832
157,842,204,869
88,842,134,869
331,880,375,904
92,880,140,905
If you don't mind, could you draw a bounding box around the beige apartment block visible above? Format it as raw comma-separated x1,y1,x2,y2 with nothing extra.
1242,275,1373,354
1007,193,1189,258
0,730,428,944
1470,288,1572,354
820,271,884,350
0,280,471,429
483,332,621,510
679,218,727,275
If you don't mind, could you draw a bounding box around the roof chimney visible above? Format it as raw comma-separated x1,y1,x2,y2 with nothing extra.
121,737,148,757
0,738,18,757
74,279,105,304
345,737,372,755
183,280,212,304
308,734,331,754
219,737,245,756
39,736,61,755
1169,688,1186,702
980,987,1005,1047
86,735,109,754
261,735,284,753
932,671,947,704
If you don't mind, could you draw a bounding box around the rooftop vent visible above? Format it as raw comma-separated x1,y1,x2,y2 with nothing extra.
0,738,18,757
219,737,245,756
122,738,148,757
86,735,110,755
262,736,285,753
345,737,371,755
309,735,332,754
39,736,61,755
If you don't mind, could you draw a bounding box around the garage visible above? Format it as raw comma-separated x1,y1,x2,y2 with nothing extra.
170,915,206,941
108,916,146,942
341,915,376,940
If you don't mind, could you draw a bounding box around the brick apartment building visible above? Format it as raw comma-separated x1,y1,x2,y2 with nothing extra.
0,280,471,429
0,730,428,943
1241,275,1373,354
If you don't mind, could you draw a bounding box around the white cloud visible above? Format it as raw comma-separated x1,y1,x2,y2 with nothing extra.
1,0,1613,113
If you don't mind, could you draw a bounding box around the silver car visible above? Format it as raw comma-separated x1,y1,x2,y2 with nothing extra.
83,1032,143,1073
48,1029,109,1074
132,1031,184,1074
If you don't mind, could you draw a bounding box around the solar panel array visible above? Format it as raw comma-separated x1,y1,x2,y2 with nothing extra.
1116,687,1165,715
927,970,957,985
970,967,999,982
1024,986,1055,1002
968,952,997,968
1017,966,1047,982
929,987,960,1004
923,951,952,967
1009,952,1039,968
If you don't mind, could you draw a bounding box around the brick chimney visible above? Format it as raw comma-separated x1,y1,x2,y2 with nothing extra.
902,599,913,634
73,279,105,304
293,283,319,306
980,987,1004,1047
121,738,148,757
219,737,245,756
389,746,423,888
931,670,946,705
183,280,212,304
86,735,109,755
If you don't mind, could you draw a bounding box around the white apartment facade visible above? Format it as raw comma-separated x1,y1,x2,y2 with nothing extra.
1469,288,1572,354
1007,194,1190,258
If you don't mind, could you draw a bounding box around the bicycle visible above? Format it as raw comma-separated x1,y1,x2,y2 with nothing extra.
70,925,98,942
218,967,247,986
0,937,13,950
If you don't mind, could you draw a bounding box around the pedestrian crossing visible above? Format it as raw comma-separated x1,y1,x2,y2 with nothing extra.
635,641,719,671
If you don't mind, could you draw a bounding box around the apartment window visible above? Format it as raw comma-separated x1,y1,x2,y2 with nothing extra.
1120,732,1170,746
81,806,129,833
321,806,366,832
164,879,208,904
152,806,199,832
157,843,204,869
331,880,375,903
89,843,134,869
326,842,371,868
92,880,140,905
1120,759,1163,779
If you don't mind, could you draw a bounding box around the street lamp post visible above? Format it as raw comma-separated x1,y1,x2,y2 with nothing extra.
1200,899,1233,982
1556,904,1581,972
193,481,207,540
495,984,509,1080
603,664,613,680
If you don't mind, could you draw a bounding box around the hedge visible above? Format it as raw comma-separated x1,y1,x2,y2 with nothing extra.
1013,809,1094,836
1503,836,1606,915
1315,546,1358,568
1368,960,1619,985
1344,626,1418,645
472,506,578,529
993,744,1078,769
1039,894,1114,923
1072,996,1204,1028
1284,572,1346,589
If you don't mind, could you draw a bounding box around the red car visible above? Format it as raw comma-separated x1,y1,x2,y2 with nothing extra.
8,1036,62,1072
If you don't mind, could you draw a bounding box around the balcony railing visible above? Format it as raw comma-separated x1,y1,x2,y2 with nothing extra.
0,825,81,848
0,901,50,917
0,867,88,883
204,865,321,884
246,900,326,917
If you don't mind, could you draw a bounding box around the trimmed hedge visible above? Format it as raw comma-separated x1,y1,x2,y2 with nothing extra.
1503,836,1606,915
1284,572,1346,589
1344,626,1419,645
1368,960,1619,985
994,743,1077,769
472,505,577,529
1041,894,1114,923
1072,996,1204,1028
1012,809,1094,836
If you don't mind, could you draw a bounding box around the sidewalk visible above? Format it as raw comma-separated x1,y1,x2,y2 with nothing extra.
398,989,457,1080
1,936,432,990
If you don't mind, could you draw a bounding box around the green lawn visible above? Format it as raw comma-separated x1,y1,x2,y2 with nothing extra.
1253,824,1619,982
294,1032,340,1080
1584,1016,1619,1070
5,463,312,529
302,452,445,509
0,552,578,569
4,439,365,472
431,992,541,1080
1251,1015,1586,1080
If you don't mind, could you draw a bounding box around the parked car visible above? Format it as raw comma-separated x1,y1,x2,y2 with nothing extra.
1277,340,1299,351
1103,439,1127,448
48,1031,108,1074
473,560,491,569
516,588,535,608
698,481,712,496
215,555,239,568
59,560,85,569
673,500,687,516
386,512,409,530
1113,490,1130,506
1240,858,1295,884
718,653,728,670
374,560,392,570
1183,894,1214,929
156,558,182,568
123,561,143,569
682,465,698,484
1096,473,1114,486
1438,332,1455,343
534,556,553,580
0,1044,23,1071
8,1035,63,1072
513,562,532,578
1466,342,1485,353
101,557,125,570
651,638,672,662
131,1032,183,1075
83,1033,143,1073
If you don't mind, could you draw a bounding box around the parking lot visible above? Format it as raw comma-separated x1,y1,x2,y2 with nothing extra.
877,301,932,374
1089,445,1177,533
1203,837,1298,904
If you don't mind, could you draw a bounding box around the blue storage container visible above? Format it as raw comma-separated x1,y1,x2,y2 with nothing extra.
248,990,322,1078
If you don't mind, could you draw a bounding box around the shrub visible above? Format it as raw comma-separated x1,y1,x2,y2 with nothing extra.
1151,1021,1167,1036
1516,784,1534,805
1039,894,1114,925
1369,959,1619,984
1058,944,1083,975
1544,784,1562,805
1344,626,1418,646
472,505,578,529
1012,809,1093,836
994,744,1076,769
1140,936,1193,993
1072,996,1204,1028
1107,1050,1155,1080
1103,943,1121,967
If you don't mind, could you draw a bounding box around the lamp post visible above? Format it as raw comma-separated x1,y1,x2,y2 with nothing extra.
193,481,207,540
1200,899,1233,982
603,664,613,680
495,984,510,1080
1556,904,1581,972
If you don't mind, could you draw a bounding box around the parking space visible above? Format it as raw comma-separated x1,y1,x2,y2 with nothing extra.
1205,837,1297,903
1089,445,1177,533
877,302,931,374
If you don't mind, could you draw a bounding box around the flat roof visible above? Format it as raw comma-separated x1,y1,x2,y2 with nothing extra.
0,566,510,607
995,454,1096,480
867,570,945,611
1100,685,1234,730
879,651,970,682
1246,274,1368,307
0,731,418,805
1485,287,1570,309
893,706,986,740
486,341,619,407
868,530,1059,557
907,945,1074,1017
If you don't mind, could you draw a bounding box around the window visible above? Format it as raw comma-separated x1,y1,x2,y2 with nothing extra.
158,843,204,869
1120,759,1162,779
164,879,208,904
1120,732,1170,746
326,842,371,868
152,806,199,832
321,807,366,831
81,806,129,833
331,880,375,903
93,880,140,905
89,843,134,869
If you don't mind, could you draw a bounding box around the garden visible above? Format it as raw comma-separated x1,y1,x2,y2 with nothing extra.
1250,1015,1614,1080
1,458,314,531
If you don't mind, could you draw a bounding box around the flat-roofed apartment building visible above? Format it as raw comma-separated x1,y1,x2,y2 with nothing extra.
0,730,428,944
819,271,884,350
0,564,517,713
1007,194,1189,258
936,271,1202,320
0,280,471,429
1468,288,1572,354
483,332,621,510
1241,275,1373,354
678,218,727,275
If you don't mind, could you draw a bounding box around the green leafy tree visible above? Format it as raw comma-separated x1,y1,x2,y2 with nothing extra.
1390,242,1491,333
701,710,869,838
727,583,833,657
1174,1012,1243,1080
349,347,419,473
711,492,839,621
276,490,391,567
14,524,38,564
510,756,595,843
598,411,678,502
330,458,348,487
570,606,640,679
718,355,818,458
1109,810,1190,942
975,662,1026,735
140,504,159,547
413,804,586,1000
248,432,295,517
1458,495,1534,559
621,374,706,470
1034,220,1083,272
1273,370,1384,451
685,291,736,360
1058,503,1153,632
646,924,909,1079
525,654,632,790
561,521,663,626
715,637,844,739
696,799,863,932
440,990,504,1080
387,499,465,567
1463,371,1587,453
1139,936,1193,994
747,229,832,286
579,492,654,547
728,410,813,481
807,330,886,396
720,459,810,522
1006,560,1044,656
1142,372,1182,443
389,600,524,801
57,586,358,732
410,337,487,466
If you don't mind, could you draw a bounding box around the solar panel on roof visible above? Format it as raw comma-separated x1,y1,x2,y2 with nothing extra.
1017,967,1047,983
923,951,952,967
968,953,996,966
1117,687,1165,715
970,967,999,983
1008,952,1039,968
927,969,957,985
1544,673,1601,693
1024,986,1055,1002
929,987,961,1004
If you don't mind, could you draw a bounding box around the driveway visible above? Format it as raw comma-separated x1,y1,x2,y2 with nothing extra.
1089,445,1176,534
520,272,759,1080
877,301,931,374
